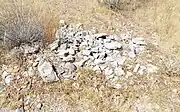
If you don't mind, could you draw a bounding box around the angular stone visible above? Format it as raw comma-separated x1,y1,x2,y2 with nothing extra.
103,38,111,43
37,59,59,82
100,64,108,70
81,31,89,36
77,57,90,67
28,67,35,77
99,52,107,59
105,56,114,62
114,84,122,89
68,48,76,55
22,44,40,54
15,107,24,112
111,61,119,68
33,62,39,67
98,46,104,52
55,29,61,39
62,55,75,62
138,66,147,75
104,68,114,76
97,38,104,44
82,50,92,56
94,33,107,39
105,49,112,54
60,43,67,50
108,34,121,41
117,56,126,65
93,53,99,59
49,39,60,51
146,64,159,73
36,103,43,110
59,20,66,27
94,59,105,65
93,65,101,72
79,41,88,49
91,47,99,53
55,65,65,76
104,42,122,50
0,83,4,90
2,71,9,79
4,75,13,85
62,72,76,79
65,63,77,73
76,23,84,30
125,71,133,78
58,50,69,57
115,67,125,77
133,64,140,73
132,37,147,46
135,46,146,54
128,51,136,58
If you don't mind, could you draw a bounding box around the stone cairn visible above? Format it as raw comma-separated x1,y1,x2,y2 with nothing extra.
37,21,148,83
2,21,158,88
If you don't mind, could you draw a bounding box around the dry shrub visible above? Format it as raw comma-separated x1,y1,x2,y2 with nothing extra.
0,0,59,48
0,0,43,48
97,0,151,10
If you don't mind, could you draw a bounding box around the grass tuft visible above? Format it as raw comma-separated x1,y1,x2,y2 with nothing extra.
0,0,59,48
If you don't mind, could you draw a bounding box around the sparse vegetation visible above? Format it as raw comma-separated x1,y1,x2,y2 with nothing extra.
97,0,151,10
98,0,180,58
0,0,60,48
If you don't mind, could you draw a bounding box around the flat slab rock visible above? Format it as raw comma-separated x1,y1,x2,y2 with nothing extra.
37,59,59,82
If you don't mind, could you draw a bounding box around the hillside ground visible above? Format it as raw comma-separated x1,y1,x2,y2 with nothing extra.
0,0,180,111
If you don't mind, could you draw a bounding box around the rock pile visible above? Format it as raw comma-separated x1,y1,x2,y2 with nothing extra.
1,22,158,86
36,22,151,83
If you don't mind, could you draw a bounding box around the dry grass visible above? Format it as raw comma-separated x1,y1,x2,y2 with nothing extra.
98,0,180,58
1,67,179,111
98,0,151,10
129,0,180,57
0,0,61,48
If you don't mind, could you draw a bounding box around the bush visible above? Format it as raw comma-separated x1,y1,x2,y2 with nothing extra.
0,0,44,48
97,0,150,10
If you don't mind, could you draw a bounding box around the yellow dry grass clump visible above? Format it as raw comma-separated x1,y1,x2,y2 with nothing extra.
132,0,180,56
0,0,60,46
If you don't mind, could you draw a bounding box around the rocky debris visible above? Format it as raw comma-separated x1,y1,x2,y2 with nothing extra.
37,59,59,82
62,55,75,62
4,75,13,85
15,107,24,112
0,83,4,90
2,22,159,84
1,21,178,112
30,22,159,83
146,64,159,73
59,20,66,27
104,42,122,50
2,71,13,85
49,39,60,51
23,44,40,54
2,71,9,79
133,64,141,73
36,103,43,110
